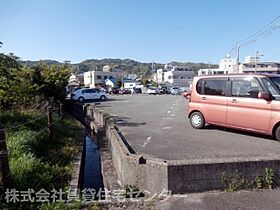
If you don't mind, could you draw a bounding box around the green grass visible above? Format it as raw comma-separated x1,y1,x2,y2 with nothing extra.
0,110,84,209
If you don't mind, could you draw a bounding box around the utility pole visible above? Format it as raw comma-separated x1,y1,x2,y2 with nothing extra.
255,51,258,73
237,44,240,73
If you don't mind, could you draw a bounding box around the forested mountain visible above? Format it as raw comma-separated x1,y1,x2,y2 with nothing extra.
21,58,218,77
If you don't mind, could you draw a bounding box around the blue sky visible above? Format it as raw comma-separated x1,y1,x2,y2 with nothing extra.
1,0,280,64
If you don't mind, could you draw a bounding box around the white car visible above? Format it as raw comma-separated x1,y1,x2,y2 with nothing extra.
71,88,108,102
147,87,159,95
170,87,180,95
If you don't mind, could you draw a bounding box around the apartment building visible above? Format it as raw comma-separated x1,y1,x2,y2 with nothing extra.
155,64,195,87
84,70,117,88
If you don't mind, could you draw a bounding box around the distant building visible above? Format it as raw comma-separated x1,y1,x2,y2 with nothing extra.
155,64,195,87
126,74,138,80
244,56,261,64
68,73,84,88
198,55,280,75
198,68,227,75
105,78,117,87
241,62,280,74
103,65,111,72
198,55,238,75
156,69,164,83
84,70,117,88
219,56,238,74
122,80,143,90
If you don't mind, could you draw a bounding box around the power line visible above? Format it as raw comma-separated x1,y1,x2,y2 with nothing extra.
266,52,280,61
238,14,280,46
228,13,280,56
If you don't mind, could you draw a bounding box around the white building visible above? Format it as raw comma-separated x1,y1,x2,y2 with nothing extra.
105,78,117,87
123,80,143,90
156,69,164,83
244,56,261,64
103,65,111,72
198,55,238,75
84,70,117,88
219,56,238,73
157,65,195,87
198,68,227,75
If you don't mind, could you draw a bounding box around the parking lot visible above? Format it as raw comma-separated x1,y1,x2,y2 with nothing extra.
93,94,280,161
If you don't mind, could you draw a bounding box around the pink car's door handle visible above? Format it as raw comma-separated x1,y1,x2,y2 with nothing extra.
232,99,238,103
202,97,206,100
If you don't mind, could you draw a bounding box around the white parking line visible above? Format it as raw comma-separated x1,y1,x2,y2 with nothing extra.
170,107,174,109
167,111,171,114
142,136,152,148
170,114,176,117
162,127,172,130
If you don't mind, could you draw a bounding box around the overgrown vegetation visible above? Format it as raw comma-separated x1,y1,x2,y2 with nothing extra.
0,111,83,209
0,52,70,109
221,168,278,192
0,52,83,209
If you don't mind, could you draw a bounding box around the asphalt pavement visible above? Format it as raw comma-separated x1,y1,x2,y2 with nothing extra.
93,94,280,161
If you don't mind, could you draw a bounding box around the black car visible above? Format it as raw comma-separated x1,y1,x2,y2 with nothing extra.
159,87,171,94
133,87,142,94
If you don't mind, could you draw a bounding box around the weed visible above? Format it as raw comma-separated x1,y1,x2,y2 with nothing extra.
264,168,276,189
40,202,69,210
123,185,144,198
90,202,102,210
255,176,263,189
221,168,278,192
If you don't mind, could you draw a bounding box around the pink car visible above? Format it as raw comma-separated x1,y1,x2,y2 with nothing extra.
188,74,280,141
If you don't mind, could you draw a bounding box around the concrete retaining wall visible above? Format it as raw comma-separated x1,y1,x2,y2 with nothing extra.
168,158,280,193
83,104,280,194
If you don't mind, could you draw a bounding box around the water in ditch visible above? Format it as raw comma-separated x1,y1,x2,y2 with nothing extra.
82,134,103,191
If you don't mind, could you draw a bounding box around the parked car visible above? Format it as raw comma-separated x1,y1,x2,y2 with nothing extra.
133,87,142,94
170,87,180,95
147,87,159,95
110,87,120,94
188,74,280,141
119,89,132,95
71,88,108,102
183,90,192,98
159,87,171,94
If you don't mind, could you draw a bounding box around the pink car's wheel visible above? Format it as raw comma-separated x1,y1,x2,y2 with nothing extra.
190,112,205,129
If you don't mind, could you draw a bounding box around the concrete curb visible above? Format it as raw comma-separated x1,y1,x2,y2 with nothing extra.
83,104,280,194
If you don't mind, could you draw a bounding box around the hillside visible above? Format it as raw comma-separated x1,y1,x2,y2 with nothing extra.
21,58,218,77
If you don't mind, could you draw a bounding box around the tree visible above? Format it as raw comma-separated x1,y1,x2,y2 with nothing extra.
0,53,23,108
0,53,71,109
30,63,71,104
116,79,122,88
